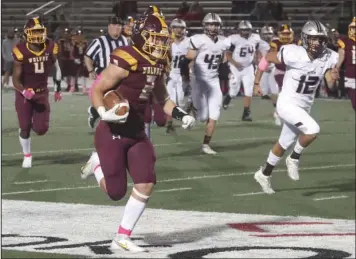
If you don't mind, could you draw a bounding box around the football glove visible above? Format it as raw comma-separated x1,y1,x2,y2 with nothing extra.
182,115,195,129
97,104,129,123
22,89,35,100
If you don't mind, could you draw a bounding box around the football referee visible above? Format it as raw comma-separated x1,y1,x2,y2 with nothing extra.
84,16,128,128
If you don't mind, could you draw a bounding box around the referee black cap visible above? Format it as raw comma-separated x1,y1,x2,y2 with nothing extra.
109,16,124,25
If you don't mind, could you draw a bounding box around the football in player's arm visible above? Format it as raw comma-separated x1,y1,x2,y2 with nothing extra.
253,48,339,95
92,63,194,128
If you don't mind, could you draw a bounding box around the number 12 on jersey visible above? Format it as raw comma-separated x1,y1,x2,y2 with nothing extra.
296,75,319,94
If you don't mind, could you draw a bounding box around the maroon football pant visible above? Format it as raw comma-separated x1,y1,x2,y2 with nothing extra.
15,91,50,138
95,122,156,201
348,88,356,111
144,102,166,126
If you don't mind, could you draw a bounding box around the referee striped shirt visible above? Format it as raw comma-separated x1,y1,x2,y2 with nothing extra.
85,34,128,74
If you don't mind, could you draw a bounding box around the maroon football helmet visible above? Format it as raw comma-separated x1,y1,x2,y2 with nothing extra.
132,14,170,60
24,16,47,44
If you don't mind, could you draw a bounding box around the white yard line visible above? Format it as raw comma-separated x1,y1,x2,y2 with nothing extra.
233,191,266,197
155,187,192,193
2,132,351,157
2,164,354,196
313,195,350,201
13,180,48,185
2,136,276,156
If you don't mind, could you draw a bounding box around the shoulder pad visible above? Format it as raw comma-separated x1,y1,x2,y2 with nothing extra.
12,45,24,62
111,47,138,71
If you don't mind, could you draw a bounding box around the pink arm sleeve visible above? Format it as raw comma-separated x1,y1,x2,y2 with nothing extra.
89,74,102,102
258,56,269,71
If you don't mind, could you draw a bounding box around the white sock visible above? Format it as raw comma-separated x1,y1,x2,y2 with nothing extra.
267,150,282,166
94,164,104,185
144,123,151,139
293,140,305,155
19,136,31,155
118,192,148,236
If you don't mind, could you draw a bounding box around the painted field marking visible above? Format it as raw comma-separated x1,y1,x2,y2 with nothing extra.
2,163,354,196
13,180,48,185
233,191,265,197
156,187,192,193
313,195,350,201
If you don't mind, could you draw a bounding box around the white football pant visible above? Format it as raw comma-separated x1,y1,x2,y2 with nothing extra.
228,64,254,97
167,73,185,107
276,101,320,150
260,67,279,95
191,76,222,121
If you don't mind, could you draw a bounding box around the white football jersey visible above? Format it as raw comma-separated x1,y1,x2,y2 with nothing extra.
258,39,270,56
189,34,232,78
170,36,190,76
278,44,338,108
229,33,261,67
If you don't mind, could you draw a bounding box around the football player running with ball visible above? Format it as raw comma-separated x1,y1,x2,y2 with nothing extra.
81,15,195,252
253,20,339,194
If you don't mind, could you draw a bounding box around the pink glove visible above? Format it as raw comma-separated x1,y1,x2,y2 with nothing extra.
22,89,35,100
54,91,62,102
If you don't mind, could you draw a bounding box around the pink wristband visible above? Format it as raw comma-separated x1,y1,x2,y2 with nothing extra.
258,56,269,71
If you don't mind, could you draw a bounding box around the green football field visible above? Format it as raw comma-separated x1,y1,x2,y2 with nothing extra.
1,91,355,258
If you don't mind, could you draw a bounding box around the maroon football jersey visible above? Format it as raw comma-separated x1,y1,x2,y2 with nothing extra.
73,39,88,60
12,39,58,90
107,46,167,138
338,37,355,79
58,38,74,60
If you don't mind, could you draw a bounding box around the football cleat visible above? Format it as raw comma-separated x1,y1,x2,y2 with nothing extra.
22,155,32,168
201,144,217,155
222,95,232,110
285,155,300,181
242,110,252,121
111,234,147,253
88,106,99,129
81,151,99,179
254,167,275,194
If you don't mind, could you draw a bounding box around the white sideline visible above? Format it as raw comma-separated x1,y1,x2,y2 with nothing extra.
2,163,354,196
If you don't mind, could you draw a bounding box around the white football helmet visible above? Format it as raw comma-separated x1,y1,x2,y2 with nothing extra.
170,18,186,39
202,13,222,36
301,20,328,57
238,20,252,38
260,26,274,42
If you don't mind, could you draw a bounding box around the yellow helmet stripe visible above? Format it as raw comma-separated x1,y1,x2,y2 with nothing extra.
152,5,158,13
33,17,40,26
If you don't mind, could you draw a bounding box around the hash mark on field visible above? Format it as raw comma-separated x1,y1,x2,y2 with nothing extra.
156,187,192,193
13,180,48,185
233,191,265,197
313,195,350,201
2,164,354,196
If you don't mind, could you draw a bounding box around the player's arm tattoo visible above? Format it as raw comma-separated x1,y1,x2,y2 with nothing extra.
12,60,25,92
